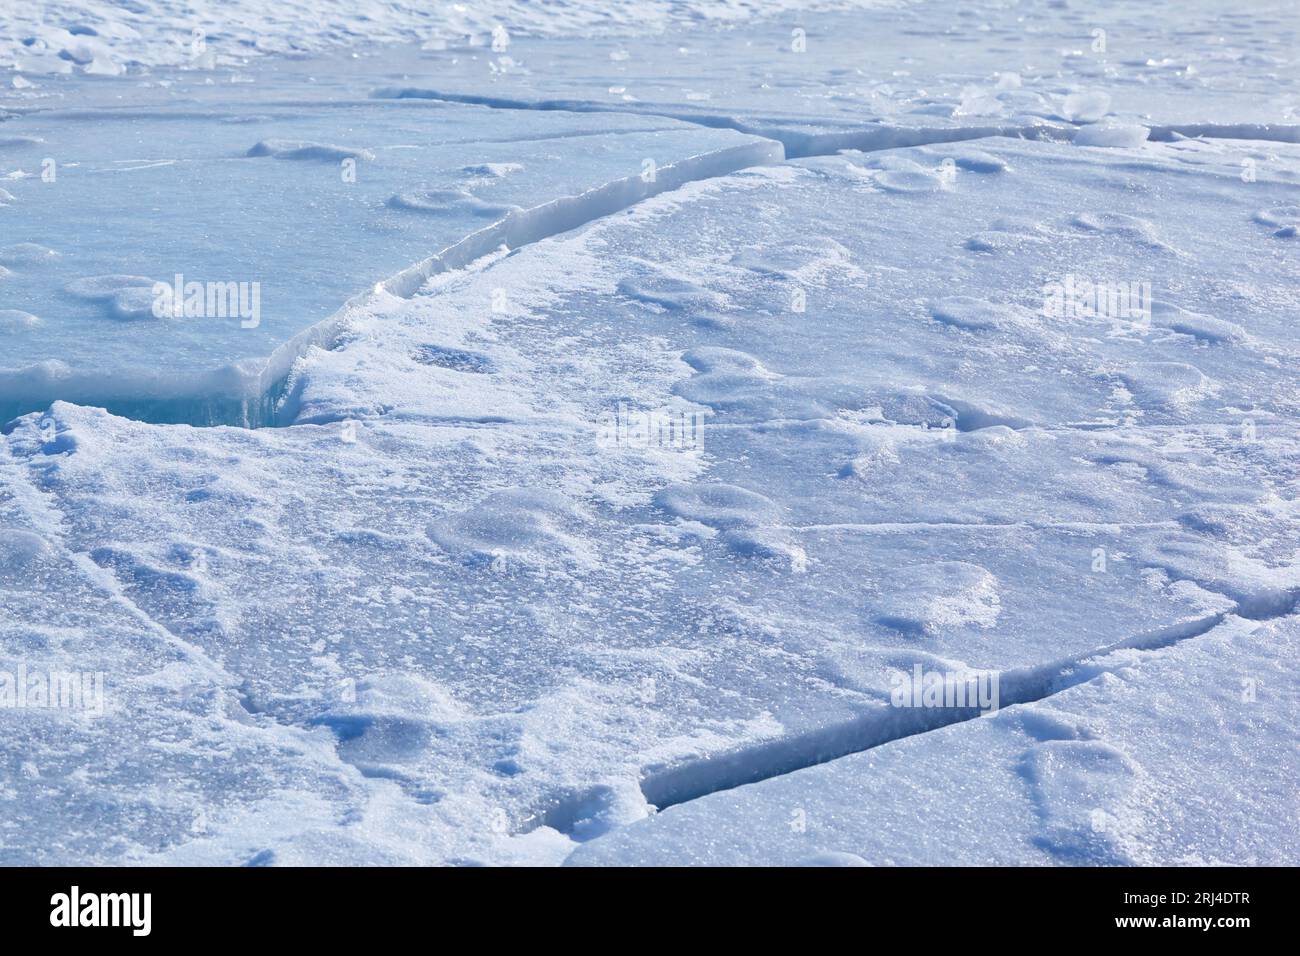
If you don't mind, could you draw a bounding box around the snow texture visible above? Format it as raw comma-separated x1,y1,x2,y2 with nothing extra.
1,0,1297,866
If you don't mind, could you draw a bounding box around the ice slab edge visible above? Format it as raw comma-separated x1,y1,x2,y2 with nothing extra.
1,137,783,431
373,87,1300,154
275,136,784,427
636,610,1238,812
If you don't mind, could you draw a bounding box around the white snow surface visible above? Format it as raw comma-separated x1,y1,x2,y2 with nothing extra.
1,0,901,72
1,0,1297,866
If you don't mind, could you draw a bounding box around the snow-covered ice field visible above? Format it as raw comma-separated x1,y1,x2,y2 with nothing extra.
0,1,1296,866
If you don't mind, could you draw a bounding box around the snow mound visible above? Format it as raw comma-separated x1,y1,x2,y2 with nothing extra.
0,309,40,332
0,243,59,267
729,236,854,280
314,672,467,772
618,274,729,315
0,528,50,578
1070,211,1168,249
873,561,1002,637
963,217,1051,253
1253,204,1300,238
64,275,156,301
1252,204,1299,228
246,140,376,162
107,286,170,321
387,188,519,218
653,483,780,530
1150,301,1246,345
873,158,948,194
1116,362,1214,408
1022,739,1143,864
928,296,1020,331
427,488,589,566
462,162,525,177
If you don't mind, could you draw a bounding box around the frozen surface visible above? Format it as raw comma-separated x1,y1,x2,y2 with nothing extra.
1,0,1297,866
0,96,768,423
4,0,1298,424
2,0,894,71
370,1,1300,147
570,615,1299,866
